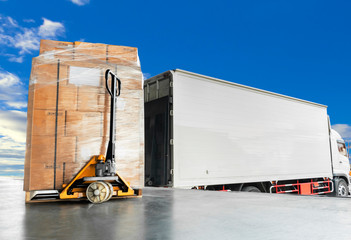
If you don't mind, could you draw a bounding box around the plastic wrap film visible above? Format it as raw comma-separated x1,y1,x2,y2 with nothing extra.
24,40,144,191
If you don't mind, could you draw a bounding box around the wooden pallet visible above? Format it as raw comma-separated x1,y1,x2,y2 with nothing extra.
25,188,142,203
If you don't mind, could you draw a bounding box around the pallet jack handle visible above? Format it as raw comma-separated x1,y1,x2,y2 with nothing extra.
105,69,121,164
105,69,121,97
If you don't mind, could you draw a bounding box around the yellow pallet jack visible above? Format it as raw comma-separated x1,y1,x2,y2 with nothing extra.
26,69,141,203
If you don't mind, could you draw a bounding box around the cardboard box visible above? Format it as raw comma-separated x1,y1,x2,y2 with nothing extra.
74,42,107,61
77,87,104,112
107,45,138,64
65,111,103,137
32,110,65,136
27,135,76,189
39,39,74,61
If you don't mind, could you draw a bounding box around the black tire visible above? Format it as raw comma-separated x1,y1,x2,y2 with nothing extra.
206,186,216,191
336,179,348,197
242,186,261,193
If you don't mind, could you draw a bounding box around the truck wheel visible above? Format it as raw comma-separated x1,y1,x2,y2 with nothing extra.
242,186,261,193
206,186,216,191
336,179,348,197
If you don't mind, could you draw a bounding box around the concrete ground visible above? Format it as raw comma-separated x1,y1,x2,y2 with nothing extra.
1,177,351,240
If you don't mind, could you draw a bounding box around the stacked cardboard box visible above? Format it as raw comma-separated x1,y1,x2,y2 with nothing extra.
24,40,144,191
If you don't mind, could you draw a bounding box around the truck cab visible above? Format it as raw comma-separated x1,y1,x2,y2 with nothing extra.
330,129,350,196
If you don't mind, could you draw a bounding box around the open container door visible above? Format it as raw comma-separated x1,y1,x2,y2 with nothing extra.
144,72,173,187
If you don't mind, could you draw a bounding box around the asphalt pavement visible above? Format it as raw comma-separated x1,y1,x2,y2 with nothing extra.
1,177,351,240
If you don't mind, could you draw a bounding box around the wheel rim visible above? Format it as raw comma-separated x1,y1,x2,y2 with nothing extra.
105,182,114,202
338,185,347,197
86,181,110,203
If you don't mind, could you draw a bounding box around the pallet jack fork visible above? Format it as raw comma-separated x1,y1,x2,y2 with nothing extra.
27,69,141,203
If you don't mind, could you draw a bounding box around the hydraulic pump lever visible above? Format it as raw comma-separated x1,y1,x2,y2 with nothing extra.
95,69,122,177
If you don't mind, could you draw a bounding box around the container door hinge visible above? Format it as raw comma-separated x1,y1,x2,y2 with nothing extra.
170,169,174,175
170,110,173,116
170,139,174,145
170,81,173,87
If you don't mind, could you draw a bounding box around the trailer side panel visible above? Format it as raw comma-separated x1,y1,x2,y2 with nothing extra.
172,70,332,187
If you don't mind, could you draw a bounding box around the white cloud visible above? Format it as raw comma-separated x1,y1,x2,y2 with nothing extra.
23,19,35,23
0,15,65,62
0,110,26,143
0,70,20,87
8,55,24,63
14,29,40,54
0,70,27,107
0,53,24,63
6,16,18,27
38,18,65,38
0,136,25,152
0,158,25,178
70,0,90,6
0,169,24,172
5,101,27,109
0,111,26,168
332,124,351,140
0,136,25,165
143,73,152,81
0,70,27,168
0,33,13,45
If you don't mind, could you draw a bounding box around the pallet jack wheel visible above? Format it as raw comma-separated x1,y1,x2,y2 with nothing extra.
86,181,110,203
105,182,114,202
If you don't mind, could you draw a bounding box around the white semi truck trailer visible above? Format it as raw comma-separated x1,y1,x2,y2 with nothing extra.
144,69,350,197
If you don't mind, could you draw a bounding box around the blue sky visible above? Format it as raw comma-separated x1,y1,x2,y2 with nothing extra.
0,0,351,177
